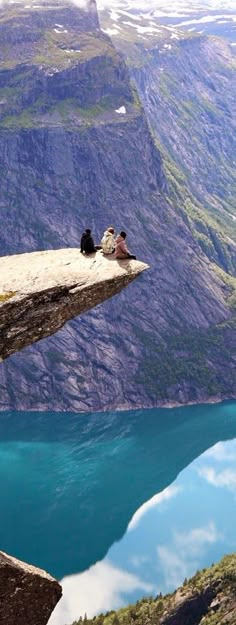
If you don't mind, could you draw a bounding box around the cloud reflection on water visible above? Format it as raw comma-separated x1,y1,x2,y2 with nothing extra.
204,441,236,462
197,440,236,494
198,466,236,492
50,438,236,625
128,485,181,531
49,561,154,625
157,521,221,590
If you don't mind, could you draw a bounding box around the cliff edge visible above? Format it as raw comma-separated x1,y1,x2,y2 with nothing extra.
0,249,148,359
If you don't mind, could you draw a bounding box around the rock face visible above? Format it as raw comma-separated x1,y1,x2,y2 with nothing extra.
104,14,236,261
160,586,216,625
0,0,235,410
0,249,148,359
134,35,236,243
0,550,62,625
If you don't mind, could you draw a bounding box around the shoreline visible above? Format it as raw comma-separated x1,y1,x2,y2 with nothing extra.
0,393,235,416
102,393,236,413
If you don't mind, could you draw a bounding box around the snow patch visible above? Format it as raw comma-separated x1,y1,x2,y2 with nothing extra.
175,14,236,27
123,20,161,34
102,27,121,35
115,105,126,114
53,28,68,33
110,10,120,21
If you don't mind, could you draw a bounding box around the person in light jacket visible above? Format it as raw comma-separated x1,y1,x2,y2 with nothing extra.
115,231,136,260
101,227,115,255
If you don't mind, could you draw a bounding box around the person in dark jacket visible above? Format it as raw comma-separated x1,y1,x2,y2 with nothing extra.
80,229,97,255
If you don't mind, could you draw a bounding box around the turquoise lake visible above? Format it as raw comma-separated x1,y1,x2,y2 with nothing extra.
0,401,236,624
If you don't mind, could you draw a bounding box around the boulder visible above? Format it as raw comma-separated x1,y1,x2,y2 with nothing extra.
0,551,62,625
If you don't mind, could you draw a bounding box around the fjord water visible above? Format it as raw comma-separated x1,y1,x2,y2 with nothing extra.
1,402,236,623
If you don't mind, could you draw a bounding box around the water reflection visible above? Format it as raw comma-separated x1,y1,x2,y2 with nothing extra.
50,438,236,625
0,402,236,578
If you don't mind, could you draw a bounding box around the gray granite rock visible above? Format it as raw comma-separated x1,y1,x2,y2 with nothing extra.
0,249,148,359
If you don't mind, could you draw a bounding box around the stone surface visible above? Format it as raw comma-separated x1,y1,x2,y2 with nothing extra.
0,249,148,359
0,550,62,625
160,586,216,625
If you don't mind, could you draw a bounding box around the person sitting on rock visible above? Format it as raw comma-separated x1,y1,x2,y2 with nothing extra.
80,229,97,255
115,231,136,260
101,227,115,255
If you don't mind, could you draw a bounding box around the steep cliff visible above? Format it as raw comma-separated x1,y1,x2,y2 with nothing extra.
102,13,236,264
0,249,148,359
72,553,236,625
136,36,235,239
0,0,235,410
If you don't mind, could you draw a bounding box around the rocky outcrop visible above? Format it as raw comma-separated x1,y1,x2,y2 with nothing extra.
160,586,217,625
0,550,62,625
0,249,148,359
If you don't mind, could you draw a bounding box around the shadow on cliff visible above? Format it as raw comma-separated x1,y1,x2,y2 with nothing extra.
0,401,236,579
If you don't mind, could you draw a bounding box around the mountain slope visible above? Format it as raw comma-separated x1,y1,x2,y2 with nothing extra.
0,0,235,411
100,1,236,45
101,13,236,245
72,553,236,625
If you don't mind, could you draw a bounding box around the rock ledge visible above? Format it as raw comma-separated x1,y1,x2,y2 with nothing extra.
0,248,148,359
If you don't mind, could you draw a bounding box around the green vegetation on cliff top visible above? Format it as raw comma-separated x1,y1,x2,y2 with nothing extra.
0,23,118,69
0,18,140,127
33,31,118,68
0,95,140,129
